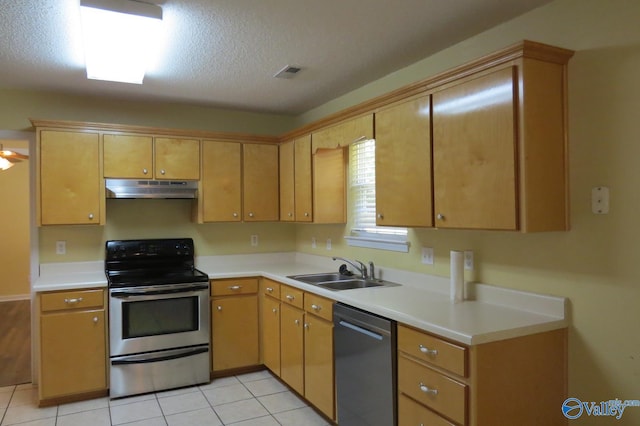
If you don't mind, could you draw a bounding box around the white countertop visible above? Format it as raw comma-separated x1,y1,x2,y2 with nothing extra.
33,252,567,345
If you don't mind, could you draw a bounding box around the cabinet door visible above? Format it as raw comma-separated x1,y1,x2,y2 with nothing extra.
279,140,295,221
294,135,313,222
103,134,153,178
280,303,304,395
39,130,102,225
304,315,335,420
40,309,106,399
154,137,200,180
313,148,346,224
375,95,433,227
201,141,242,222
243,143,279,221
432,67,517,230
261,295,281,376
211,295,259,371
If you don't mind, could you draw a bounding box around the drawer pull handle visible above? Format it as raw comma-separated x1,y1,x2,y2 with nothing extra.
419,382,438,395
286,295,295,301
64,297,83,305
228,285,242,291
311,304,321,311
419,344,438,356
266,287,274,293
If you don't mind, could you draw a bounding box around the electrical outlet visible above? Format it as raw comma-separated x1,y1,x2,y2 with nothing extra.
464,250,474,270
250,235,258,247
311,237,317,248
326,238,332,250
56,240,66,255
421,247,434,265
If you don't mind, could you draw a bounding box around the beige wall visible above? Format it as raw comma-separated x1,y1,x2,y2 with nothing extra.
295,0,640,424
0,140,30,297
0,89,296,135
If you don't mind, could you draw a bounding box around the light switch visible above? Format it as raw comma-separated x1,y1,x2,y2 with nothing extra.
56,240,66,255
421,247,434,265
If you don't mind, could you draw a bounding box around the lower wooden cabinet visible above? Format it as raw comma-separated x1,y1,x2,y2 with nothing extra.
211,278,259,371
398,324,567,425
260,282,336,421
38,289,107,404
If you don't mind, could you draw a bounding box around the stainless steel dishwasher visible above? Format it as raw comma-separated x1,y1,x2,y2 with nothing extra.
334,303,397,426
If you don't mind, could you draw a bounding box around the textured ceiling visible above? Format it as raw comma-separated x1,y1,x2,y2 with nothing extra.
0,0,552,115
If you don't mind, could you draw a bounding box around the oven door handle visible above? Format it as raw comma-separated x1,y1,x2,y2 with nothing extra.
111,284,209,298
111,346,209,365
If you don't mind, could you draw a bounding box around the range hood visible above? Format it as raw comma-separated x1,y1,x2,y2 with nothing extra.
106,179,198,199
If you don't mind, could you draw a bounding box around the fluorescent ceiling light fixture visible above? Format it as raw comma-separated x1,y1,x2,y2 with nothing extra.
80,0,163,84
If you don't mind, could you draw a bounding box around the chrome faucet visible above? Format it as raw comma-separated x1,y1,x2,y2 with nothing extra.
332,257,368,279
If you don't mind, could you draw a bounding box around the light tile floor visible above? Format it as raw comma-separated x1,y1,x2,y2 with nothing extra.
0,370,331,426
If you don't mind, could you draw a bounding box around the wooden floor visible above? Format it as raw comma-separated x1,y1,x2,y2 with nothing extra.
0,299,31,386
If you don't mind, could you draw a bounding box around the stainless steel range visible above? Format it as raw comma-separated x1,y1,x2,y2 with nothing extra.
105,238,210,399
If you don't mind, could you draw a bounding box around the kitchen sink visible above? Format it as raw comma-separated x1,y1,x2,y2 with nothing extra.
287,273,400,291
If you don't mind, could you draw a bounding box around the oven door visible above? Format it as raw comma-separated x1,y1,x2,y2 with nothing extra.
109,282,210,356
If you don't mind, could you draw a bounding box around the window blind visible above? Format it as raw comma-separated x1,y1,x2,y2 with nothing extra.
349,139,407,237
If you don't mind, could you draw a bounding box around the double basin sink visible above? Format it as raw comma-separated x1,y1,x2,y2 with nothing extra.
287,272,400,291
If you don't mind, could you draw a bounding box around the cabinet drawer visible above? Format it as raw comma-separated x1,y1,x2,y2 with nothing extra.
280,285,304,309
41,289,104,312
398,355,467,425
211,278,258,296
399,394,456,426
304,293,333,322
261,279,281,299
398,324,467,377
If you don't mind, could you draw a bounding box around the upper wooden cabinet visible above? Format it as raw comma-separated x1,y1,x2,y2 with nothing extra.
38,130,104,226
103,134,200,180
375,95,433,228
311,115,372,224
433,67,518,230
243,143,279,221
280,135,313,222
432,51,570,231
199,140,242,222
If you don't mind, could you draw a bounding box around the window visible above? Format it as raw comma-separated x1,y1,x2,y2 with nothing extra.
346,139,409,252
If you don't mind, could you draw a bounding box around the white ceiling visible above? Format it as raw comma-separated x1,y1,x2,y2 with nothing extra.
0,0,552,115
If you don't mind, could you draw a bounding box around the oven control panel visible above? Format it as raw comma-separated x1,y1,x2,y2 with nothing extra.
106,238,194,261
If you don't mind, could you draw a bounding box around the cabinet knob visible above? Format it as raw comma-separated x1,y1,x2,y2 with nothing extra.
88,213,94,220
93,316,99,323
248,212,254,218
233,212,238,218
419,344,438,356
311,304,321,311
272,308,278,313
419,382,438,395
377,213,384,220
160,169,166,175
437,213,445,220
143,168,148,175
304,323,309,329
294,319,300,325
288,212,293,217
217,306,222,311
304,212,309,217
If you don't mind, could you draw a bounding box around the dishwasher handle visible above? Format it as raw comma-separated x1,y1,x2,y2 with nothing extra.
338,320,384,341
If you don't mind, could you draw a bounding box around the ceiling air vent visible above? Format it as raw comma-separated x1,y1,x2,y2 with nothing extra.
274,65,302,79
